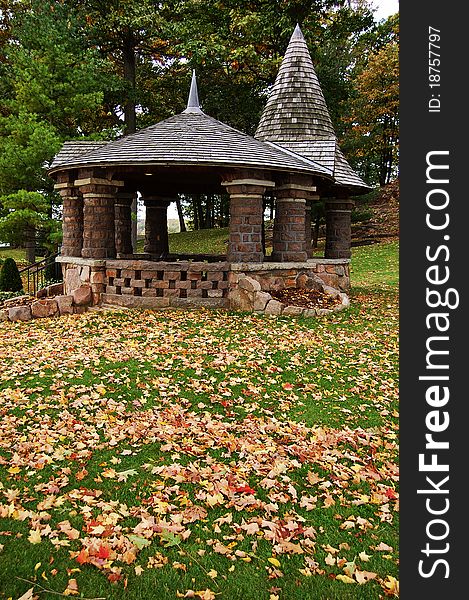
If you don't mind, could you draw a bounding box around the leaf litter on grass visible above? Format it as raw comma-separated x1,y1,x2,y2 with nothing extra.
0,298,398,599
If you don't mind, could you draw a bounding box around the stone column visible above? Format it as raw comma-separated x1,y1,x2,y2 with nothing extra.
143,196,170,257
115,192,134,256
75,173,123,259
304,193,320,259
271,179,316,262
222,177,274,263
324,198,354,259
54,174,83,257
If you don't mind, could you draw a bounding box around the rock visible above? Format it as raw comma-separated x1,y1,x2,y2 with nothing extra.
31,299,59,318
228,288,253,312
3,295,32,309
36,282,64,300
238,276,261,293
339,293,350,307
264,299,283,315
73,305,88,314
253,291,272,311
36,288,47,299
46,282,64,297
8,305,32,321
323,284,341,299
72,284,92,306
56,295,74,315
282,305,304,316
303,309,317,318
80,265,91,282
90,271,105,285
65,268,81,293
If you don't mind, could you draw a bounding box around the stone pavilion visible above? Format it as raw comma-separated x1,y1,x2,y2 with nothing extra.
48,25,370,314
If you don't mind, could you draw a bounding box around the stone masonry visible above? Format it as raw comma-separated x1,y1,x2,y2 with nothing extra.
325,198,354,259
222,177,275,263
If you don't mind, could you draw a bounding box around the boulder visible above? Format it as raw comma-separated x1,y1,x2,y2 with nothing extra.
8,305,32,321
253,291,272,311
238,276,261,293
64,268,81,293
31,298,58,318
264,299,283,315
56,295,74,315
228,288,253,312
72,284,92,306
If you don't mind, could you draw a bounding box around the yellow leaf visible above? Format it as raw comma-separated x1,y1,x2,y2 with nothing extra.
358,551,371,562
28,529,41,544
336,574,355,584
207,569,217,579
268,557,281,568
325,553,336,566
135,565,144,576
63,578,79,596
7,466,20,475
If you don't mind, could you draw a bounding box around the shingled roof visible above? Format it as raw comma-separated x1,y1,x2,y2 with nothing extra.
49,140,109,170
49,73,332,180
255,24,370,192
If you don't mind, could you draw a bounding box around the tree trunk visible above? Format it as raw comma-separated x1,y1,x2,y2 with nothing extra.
24,226,36,264
197,195,205,229
175,196,187,232
123,32,137,249
192,195,199,230
312,214,321,249
123,32,137,136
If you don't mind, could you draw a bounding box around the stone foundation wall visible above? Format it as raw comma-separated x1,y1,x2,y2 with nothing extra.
59,257,106,306
229,259,350,293
104,259,230,309
57,256,350,312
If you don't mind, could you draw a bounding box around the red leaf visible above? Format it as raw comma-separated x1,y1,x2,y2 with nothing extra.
98,545,110,559
234,485,256,494
76,549,89,565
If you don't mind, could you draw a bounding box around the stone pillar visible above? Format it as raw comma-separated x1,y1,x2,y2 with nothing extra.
304,194,320,259
55,175,83,257
271,179,316,262
115,192,134,256
324,198,354,259
75,173,124,259
222,177,274,263
143,196,170,257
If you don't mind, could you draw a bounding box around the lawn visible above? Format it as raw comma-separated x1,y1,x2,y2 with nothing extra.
0,241,399,600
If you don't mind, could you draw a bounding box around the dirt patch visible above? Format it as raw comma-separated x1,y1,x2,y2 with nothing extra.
270,288,341,309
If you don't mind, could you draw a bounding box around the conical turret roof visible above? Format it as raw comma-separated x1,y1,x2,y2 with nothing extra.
255,25,370,192
49,72,332,181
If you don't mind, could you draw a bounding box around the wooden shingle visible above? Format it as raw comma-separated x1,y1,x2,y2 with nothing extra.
255,25,370,193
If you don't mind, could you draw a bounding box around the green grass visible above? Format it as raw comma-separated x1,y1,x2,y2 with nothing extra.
136,228,230,255
0,240,399,600
0,247,27,265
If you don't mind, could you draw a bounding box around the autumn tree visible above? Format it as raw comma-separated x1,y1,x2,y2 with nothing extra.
341,14,399,185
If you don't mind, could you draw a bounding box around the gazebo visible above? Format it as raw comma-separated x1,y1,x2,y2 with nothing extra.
48,25,369,313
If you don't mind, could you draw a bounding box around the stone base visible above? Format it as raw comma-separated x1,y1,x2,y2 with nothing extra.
56,255,351,313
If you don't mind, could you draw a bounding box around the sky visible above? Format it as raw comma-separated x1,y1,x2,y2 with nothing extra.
372,0,399,21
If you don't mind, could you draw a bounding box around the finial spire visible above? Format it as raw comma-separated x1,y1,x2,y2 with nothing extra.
183,70,202,113
291,23,304,41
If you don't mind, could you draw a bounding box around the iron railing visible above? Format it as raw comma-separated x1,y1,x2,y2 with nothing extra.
19,253,60,296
